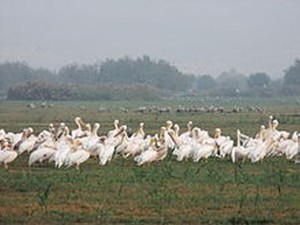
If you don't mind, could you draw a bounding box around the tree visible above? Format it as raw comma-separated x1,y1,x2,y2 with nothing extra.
247,72,271,88
58,63,98,84
0,61,34,92
284,59,300,85
98,56,193,91
217,69,247,90
196,74,216,90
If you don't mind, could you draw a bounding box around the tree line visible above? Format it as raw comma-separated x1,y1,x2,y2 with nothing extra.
0,56,300,100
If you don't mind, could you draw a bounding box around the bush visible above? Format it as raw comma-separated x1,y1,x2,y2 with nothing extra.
7,82,161,101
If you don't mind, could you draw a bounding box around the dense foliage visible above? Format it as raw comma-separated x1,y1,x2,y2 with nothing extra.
1,57,300,100
7,82,161,101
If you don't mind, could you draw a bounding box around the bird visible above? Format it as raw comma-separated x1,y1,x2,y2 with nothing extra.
214,128,234,158
115,123,147,158
169,129,193,161
17,128,38,155
98,125,127,165
79,122,101,156
0,141,18,170
248,137,276,163
28,146,57,166
163,121,176,149
107,119,120,138
179,121,193,140
131,122,145,139
231,130,249,163
71,117,86,138
65,140,90,170
272,131,299,159
134,136,168,166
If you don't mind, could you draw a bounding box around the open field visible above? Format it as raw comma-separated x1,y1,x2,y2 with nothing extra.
0,97,300,224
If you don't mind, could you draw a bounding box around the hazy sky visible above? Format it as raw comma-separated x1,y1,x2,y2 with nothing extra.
0,0,299,77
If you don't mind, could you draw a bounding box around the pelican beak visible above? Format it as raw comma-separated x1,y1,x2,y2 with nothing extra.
114,129,124,138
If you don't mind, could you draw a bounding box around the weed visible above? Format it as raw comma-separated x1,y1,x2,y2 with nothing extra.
38,183,53,213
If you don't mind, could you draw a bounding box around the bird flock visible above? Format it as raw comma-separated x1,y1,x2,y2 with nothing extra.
0,116,299,170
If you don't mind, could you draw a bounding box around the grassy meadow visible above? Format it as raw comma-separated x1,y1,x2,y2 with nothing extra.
0,97,300,224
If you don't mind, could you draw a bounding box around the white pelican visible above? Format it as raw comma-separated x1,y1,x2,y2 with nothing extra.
248,137,277,163
0,142,18,169
98,125,127,165
28,146,57,166
71,117,86,138
162,121,176,149
17,128,38,155
214,128,234,158
107,119,120,138
116,123,148,158
179,121,193,140
54,128,73,168
79,123,101,156
65,140,90,170
55,123,66,140
134,136,168,166
231,130,250,163
169,128,194,161
272,131,299,159
48,123,56,135
131,122,145,139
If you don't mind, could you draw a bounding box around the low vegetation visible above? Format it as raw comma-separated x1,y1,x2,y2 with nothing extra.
1,57,300,100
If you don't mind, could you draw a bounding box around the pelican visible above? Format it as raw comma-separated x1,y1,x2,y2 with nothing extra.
28,146,57,166
179,121,193,140
54,127,73,168
55,123,66,140
131,122,145,139
65,140,90,170
79,123,101,156
12,128,28,150
192,141,218,162
272,131,299,159
231,130,249,163
170,129,193,161
134,136,168,166
0,141,18,169
248,137,277,163
99,125,127,165
71,117,86,138
17,128,38,155
263,119,280,141
48,123,56,135
214,128,234,158
163,121,176,149
115,124,146,158
107,119,120,138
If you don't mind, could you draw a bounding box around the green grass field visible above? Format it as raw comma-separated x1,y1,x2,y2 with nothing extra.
0,98,300,224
